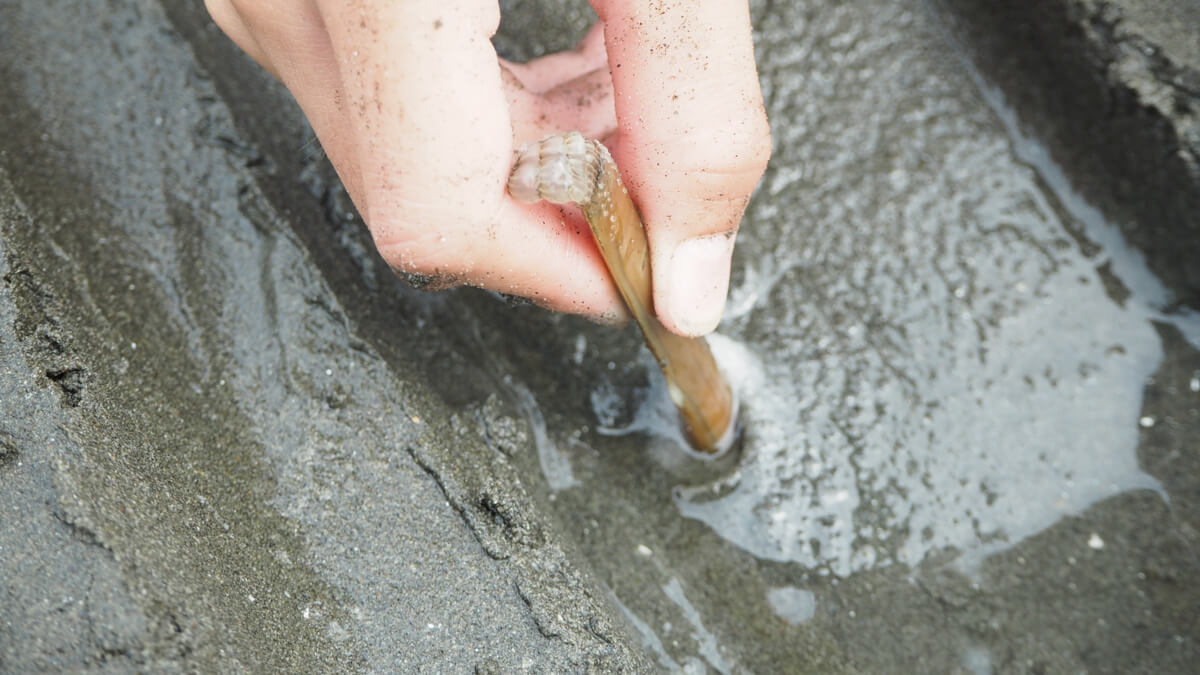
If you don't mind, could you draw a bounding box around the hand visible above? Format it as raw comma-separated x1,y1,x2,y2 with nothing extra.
205,0,770,336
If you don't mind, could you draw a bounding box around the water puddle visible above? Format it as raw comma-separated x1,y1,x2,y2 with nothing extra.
589,85,1194,580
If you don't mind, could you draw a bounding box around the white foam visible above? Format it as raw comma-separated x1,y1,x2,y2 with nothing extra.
766,586,817,624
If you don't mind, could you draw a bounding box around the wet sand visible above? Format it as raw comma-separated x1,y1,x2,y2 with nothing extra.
2,0,1197,672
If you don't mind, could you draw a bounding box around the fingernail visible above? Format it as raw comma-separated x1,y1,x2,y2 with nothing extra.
659,233,735,336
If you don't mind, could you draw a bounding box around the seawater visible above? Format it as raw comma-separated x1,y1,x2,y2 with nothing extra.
592,89,1195,579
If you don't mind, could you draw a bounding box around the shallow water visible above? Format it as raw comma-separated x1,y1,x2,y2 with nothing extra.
489,0,1200,670
603,102,1197,579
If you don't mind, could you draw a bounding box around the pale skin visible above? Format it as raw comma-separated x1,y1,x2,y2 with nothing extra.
204,0,771,336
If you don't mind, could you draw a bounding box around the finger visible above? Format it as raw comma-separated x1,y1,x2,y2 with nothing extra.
313,0,624,320
204,0,278,77
503,65,617,145
591,0,771,336
499,21,608,92
501,20,617,146
209,0,366,210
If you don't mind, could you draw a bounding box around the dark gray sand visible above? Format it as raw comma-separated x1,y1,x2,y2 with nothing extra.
2,0,1197,672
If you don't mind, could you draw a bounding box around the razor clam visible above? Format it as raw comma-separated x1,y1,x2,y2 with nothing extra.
508,132,737,454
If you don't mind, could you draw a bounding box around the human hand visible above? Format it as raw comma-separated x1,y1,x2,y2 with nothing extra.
205,0,770,336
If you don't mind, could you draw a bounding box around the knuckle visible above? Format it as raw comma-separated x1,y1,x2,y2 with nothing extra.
641,111,771,204
370,219,466,292
710,113,773,181
674,123,772,205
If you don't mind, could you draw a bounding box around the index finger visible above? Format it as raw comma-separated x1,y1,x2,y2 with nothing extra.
314,0,624,318
315,0,511,226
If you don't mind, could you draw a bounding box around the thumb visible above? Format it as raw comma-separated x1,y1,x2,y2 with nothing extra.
594,0,771,336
